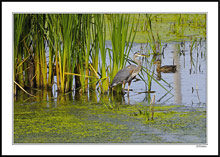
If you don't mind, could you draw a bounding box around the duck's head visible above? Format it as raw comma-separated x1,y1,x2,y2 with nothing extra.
154,59,161,65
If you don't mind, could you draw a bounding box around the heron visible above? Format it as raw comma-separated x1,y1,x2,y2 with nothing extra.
109,52,148,94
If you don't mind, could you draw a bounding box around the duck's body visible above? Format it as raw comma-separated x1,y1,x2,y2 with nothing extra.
154,59,177,73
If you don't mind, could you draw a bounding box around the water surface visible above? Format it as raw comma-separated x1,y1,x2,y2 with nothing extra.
14,41,207,143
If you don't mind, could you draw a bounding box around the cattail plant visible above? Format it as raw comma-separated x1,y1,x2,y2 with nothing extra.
107,14,137,94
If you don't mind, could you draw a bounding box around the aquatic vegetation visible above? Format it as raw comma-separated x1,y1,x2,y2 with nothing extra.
13,14,207,143
13,13,206,95
133,14,206,43
14,97,206,143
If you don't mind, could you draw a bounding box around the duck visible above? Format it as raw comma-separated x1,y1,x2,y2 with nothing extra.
154,59,177,73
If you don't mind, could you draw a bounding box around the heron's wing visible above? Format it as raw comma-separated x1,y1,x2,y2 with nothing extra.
111,65,136,86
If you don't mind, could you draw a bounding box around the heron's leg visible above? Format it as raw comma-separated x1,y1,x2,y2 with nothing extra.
127,80,131,95
122,82,125,90
122,82,125,95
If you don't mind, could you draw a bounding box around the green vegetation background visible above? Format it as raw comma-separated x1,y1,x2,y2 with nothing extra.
105,14,206,43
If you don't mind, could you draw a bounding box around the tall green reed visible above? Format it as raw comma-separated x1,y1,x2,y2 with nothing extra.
74,14,92,93
59,14,76,92
14,14,27,89
94,14,108,93
31,14,48,88
107,14,137,93
47,14,61,90
46,14,54,88
89,15,99,91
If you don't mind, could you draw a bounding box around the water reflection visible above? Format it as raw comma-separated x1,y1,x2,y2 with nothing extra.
109,92,128,105
173,43,182,104
14,87,133,108
89,90,98,102
14,41,206,106
155,71,162,80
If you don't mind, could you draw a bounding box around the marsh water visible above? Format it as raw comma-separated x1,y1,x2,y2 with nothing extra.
14,41,207,143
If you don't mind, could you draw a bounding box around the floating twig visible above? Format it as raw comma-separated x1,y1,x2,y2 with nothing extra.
14,81,37,97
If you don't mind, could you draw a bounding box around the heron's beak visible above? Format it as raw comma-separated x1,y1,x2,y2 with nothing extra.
140,54,150,57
